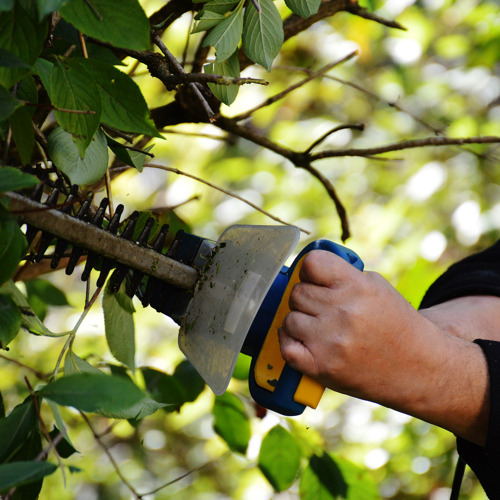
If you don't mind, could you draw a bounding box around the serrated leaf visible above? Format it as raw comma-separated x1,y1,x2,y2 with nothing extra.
258,425,302,491
103,282,135,372
242,0,283,71
9,106,34,165
48,58,101,156
0,207,26,287
0,85,22,119
40,373,166,419
213,392,250,454
299,453,381,500
64,350,102,376
59,0,150,51
106,136,153,172
284,0,321,18
76,58,160,138
0,293,21,349
203,3,244,62
205,50,240,105
0,3,47,87
0,398,36,463
192,10,225,34
0,167,37,192
47,127,109,185
0,461,57,491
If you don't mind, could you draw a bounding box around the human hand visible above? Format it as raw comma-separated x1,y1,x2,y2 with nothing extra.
279,250,489,444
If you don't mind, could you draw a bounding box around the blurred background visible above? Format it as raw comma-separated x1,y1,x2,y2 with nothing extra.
3,0,500,498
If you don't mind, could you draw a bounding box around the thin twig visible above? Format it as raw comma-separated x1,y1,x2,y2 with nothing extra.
152,33,216,122
0,353,48,380
310,135,500,160
305,123,365,154
79,31,89,58
232,51,358,122
142,163,311,234
160,128,227,141
79,411,141,499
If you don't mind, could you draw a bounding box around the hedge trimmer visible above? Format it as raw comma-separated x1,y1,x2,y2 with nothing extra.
7,183,363,416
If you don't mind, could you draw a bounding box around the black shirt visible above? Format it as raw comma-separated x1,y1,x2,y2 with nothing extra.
420,240,500,498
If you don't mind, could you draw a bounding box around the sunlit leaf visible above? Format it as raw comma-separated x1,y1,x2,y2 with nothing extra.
284,0,321,18
0,461,57,491
40,373,166,419
77,58,160,138
205,50,240,105
47,127,109,185
103,282,135,372
0,398,36,463
192,10,225,34
258,425,302,491
106,136,153,172
48,58,101,156
203,3,244,62
59,0,151,51
200,0,240,14
213,392,250,454
64,350,103,376
242,0,283,71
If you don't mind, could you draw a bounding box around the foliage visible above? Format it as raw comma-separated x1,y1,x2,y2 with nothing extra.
0,0,499,499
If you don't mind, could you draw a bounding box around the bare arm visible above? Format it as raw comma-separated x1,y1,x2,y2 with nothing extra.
279,251,498,446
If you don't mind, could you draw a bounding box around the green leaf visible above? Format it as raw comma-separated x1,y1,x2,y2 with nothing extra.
213,392,250,454
103,282,135,372
0,398,36,463
205,50,240,105
0,3,47,87
64,350,103,376
0,293,21,349
0,281,68,337
0,0,14,12
203,2,244,62
106,136,153,172
231,353,251,380
284,0,321,18
59,0,151,51
76,58,160,138
36,0,71,20
199,0,239,15
258,425,302,491
25,278,69,321
47,127,109,185
299,453,380,500
0,461,57,491
48,57,101,156
0,207,26,287
142,361,205,412
0,167,37,192
33,58,53,91
9,106,35,165
40,373,166,419
48,427,78,458
0,85,22,120
192,10,225,34
0,48,31,68
242,0,284,71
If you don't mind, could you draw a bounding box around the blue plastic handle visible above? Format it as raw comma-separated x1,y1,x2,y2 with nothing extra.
245,240,364,415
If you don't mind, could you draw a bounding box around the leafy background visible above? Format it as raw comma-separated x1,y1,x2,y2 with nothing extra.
1,0,500,498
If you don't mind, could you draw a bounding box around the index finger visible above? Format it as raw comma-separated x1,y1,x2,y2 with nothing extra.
299,250,363,288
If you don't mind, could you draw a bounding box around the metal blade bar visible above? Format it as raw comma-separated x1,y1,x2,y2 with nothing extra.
6,191,199,290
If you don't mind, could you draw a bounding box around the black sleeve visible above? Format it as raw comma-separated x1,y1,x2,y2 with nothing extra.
419,240,500,498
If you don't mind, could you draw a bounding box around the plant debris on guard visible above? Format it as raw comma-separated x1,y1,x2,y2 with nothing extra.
8,184,364,416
